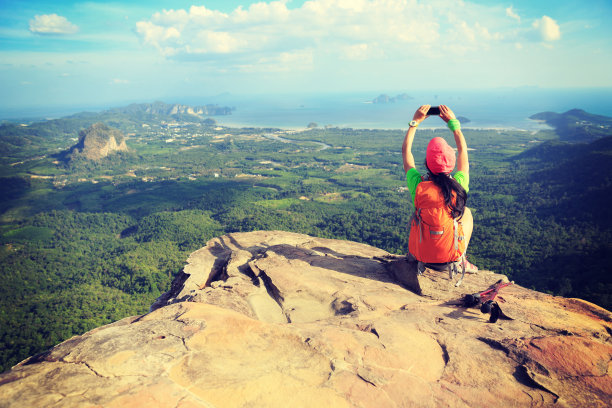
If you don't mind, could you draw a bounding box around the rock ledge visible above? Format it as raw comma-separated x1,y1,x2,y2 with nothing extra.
1,231,610,407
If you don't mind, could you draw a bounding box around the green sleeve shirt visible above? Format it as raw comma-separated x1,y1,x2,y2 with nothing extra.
406,168,469,206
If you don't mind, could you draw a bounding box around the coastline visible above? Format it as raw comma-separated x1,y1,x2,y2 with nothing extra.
216,119,553,133
3,88,612,128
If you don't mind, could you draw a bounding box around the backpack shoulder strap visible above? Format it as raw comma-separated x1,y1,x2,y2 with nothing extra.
452,254,466,287
453,218,459,251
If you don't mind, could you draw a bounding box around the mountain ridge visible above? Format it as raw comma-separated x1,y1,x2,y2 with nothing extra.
0,100,233,158
105,101,234,119
530,108,612,141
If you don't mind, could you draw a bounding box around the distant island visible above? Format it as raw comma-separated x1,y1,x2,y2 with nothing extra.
369,95,470,123
107,101,233,118
530,108,612,141
371,93,414,104
67,101,234,125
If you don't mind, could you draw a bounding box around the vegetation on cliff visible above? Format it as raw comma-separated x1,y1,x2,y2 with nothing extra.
67,122,128,161
530,108,612,141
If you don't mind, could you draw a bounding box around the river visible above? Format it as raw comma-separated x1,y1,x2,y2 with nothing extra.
261,132,332,151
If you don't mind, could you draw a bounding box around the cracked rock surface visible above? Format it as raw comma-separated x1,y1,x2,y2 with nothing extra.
1,231,611,407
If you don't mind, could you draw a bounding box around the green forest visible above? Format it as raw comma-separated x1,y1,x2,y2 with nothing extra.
1,108,611,372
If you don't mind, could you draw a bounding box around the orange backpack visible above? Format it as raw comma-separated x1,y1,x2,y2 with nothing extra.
408,180,465,264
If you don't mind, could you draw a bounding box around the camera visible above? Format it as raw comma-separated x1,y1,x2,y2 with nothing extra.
427,106,440,116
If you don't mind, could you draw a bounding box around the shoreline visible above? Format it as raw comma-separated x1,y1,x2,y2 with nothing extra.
2,113,553,134
216,120,553,133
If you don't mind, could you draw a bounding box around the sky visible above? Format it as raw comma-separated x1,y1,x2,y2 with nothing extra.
1,0,611,113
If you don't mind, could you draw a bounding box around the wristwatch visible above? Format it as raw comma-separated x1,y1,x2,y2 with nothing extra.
409,120,419,128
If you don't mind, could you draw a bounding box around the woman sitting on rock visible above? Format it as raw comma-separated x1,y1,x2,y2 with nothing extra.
402,104,478,278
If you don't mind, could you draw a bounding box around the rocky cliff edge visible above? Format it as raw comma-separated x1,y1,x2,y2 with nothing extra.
1,231,610,407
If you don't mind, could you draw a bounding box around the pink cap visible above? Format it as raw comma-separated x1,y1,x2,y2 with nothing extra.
426,137,456,174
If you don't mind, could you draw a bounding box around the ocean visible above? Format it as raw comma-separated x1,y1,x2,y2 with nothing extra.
3,88,611,131
207,88,612,131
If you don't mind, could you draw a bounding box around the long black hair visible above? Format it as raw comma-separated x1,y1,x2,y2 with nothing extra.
425,161,467,219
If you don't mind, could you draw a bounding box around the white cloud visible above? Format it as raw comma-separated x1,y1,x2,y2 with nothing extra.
239,49,315,73
451,20,499,43
506,6,520,23
190,31,246,54
342,43,374,61
533,16,561,41
110,78,129,85
135,0,536,72
29,14,79,35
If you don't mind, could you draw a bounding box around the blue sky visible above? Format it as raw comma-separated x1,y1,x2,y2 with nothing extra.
1,0,611,112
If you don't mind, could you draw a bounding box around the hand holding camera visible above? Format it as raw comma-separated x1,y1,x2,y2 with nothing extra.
426,105,456,121
438,105,456,123
413,104,457,125
412,105,430,125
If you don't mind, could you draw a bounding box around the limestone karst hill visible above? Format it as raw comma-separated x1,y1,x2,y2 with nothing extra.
0,231,610,407
68,122,128,161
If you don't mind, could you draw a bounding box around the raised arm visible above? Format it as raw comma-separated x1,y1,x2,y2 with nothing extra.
402,105,430,173
439,105,469,174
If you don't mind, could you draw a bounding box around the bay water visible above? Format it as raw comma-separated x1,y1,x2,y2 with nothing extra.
3,88,611,131
209,88,612,131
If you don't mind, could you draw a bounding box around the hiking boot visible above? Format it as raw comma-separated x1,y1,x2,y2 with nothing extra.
462,257,479,273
